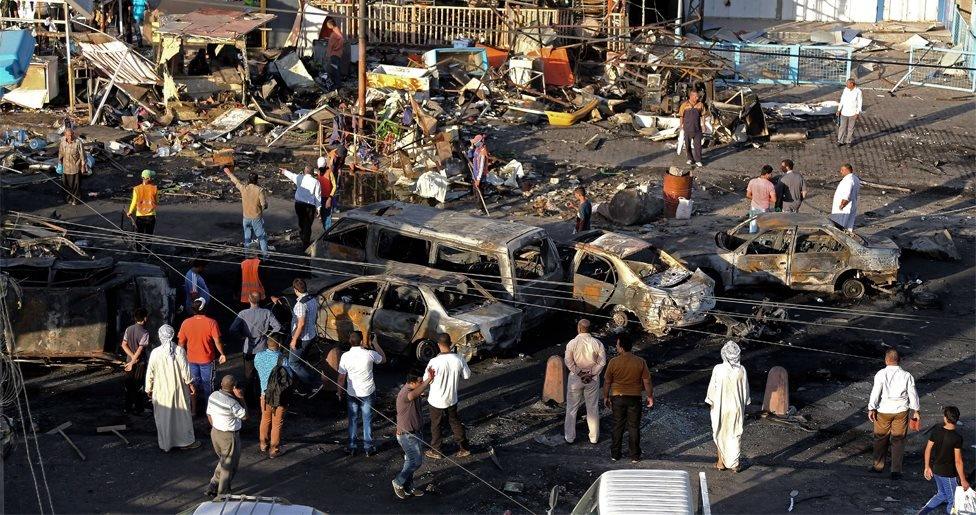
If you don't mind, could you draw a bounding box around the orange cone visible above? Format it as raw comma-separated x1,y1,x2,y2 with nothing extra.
542,355,565,404
762,366,789,415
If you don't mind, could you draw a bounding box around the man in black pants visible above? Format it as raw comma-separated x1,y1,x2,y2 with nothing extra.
121,308,151,415
279,166,321,249
602,334,653,463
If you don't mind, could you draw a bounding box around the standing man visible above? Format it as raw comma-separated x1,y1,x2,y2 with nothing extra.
920,406,971,514
183,260,211,311
316,158,338,231
745,165,777,233
467,134,489,194
145,325,199,452
127,170,158,234
337,331,386,456
239,253,265,304
678,90,705,168
572,187,592,234
121,308,151,415
775,159,806,213
223,167,269,258
564,319,605,445
323,17,344,89
279,166,321,250
58,127,87,205
229,291,282,409
705,341,750,473
178,299,227,415
831,163,861,231
836,78,862,146
206,375,247,497
867,348,920,480
602,334,652,463
393,370,435,499
425,334,472,459
287,278,324,397
253,338,290,459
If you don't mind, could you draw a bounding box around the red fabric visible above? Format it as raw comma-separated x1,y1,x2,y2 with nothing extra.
240,258,265,303
178,315,220,364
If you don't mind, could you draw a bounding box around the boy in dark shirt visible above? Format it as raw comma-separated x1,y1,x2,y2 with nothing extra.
392,369,435,500
920,406,970,514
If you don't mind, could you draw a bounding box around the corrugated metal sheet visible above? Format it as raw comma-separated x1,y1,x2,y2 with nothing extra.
74,34,159,85
157,9,275,40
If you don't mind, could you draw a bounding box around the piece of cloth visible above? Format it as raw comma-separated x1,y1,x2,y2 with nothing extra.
291,293,319,343
575,200,592,233
209,428,241,495
145,328,195,451
282,170,322,208
239,258,266,303
837,115,857,144
838,86,862,117
122,323,150,363
183,269,211,309
63,173,81,203
134,215,156,234
395,433,424,491
178,315,221,364
190,362,216,404
429,403,468,452
225,174,268,219
705,358,750,469
425,353,472,409
610,395,642,460
295,201,317,249
873,410,909,473
721,341,741,366
259,396,286,454
564,333,606,377
59,138,85,174
565,373,601,444
338,346,383,397
317,170,337,199
242,217,269,255
207,390,246,432
928,425,964,477
123,360,147,414
683,131,702,163
776,171,805,212
230,307,280,356
747,177,776,211
254,349,289,393
830,173,861,229
347,393,375,451
128,183,158,216
604,353,650,397
396,384,423,434
868,365,920,414
920,474,959,515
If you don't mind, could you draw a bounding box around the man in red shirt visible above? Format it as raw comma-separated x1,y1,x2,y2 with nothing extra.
323,17,344,89
178,299,227,415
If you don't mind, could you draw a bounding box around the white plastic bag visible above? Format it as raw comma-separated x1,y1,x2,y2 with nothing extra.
953,486,976,515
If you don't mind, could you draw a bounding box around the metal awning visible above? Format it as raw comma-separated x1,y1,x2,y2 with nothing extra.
156,9,276,42
73,33,159,85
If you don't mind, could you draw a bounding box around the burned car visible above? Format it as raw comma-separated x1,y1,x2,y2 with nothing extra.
559,230,716,335
317,269,523,362
680,213,899,299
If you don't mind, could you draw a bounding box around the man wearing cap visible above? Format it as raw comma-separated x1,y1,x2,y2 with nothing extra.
467,135,489,193
128,169,158,234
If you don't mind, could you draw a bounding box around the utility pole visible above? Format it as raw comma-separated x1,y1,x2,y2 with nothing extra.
356,0,366,126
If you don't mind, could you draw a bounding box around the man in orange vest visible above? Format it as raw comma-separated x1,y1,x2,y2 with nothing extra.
240,252,266,304
127,169,158,234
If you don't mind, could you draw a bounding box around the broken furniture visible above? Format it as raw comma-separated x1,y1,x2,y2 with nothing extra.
46,422,85,461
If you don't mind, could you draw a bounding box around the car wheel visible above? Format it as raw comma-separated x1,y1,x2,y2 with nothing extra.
414,339,438,363
841,277,866,300
609,307,631,332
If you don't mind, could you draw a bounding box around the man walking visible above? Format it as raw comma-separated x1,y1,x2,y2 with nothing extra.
920,406,971,514
254,338,290,458
323,17,344,89
127,170,158,234
705,341,750,472
745,165,776,233
120,308,151,415
836,78,863,146
425,334,472,459
867,348,920,479
229,291,282,409
287,278,324,397
145,325,199,452
573,187,592,234
602,334,652,463
564,319,605,444
775,159,806,213
58,127,87,204
206,375,247,497
178,299,227,415
393,370,435,499
279,166,321,250
183,260,211,311
223,167,269,257
337,331,386,456
678,90,705,167
831,163,861,231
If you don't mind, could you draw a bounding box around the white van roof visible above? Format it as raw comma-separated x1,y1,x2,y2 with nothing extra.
596,470,693,514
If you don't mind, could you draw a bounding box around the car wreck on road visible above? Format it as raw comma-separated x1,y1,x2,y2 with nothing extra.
559,230,716,335
679,213,900,299
317,270,523,362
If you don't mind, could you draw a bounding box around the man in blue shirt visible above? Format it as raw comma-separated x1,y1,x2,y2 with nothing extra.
230,291,282,409
184,260,211,311
573,187,592,233
254,338,290,458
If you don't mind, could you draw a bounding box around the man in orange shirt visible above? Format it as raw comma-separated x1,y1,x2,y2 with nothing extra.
178,298,228,415
323,17,344,89
127,169,158,234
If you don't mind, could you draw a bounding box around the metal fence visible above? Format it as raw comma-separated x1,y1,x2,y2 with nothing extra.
906,46,976,92
704,42,852,85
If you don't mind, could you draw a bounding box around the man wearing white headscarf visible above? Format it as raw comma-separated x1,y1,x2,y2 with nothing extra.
705,341,750,472
146,324,199,451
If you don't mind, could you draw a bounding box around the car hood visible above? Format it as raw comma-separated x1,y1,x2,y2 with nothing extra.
453,302,524,348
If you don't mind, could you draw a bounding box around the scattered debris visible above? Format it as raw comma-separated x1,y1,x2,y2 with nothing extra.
895,229,961,261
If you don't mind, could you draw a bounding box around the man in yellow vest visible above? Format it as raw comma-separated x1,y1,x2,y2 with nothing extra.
127,169,158,234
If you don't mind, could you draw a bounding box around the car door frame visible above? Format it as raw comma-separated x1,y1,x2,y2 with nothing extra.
320,278,387,343
315,218,371,276
369,281,429,355
788,226,850,289
731,227,795,287
572,249,618,311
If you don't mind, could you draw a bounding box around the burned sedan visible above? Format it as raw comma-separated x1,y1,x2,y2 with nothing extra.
559,230,716,335
680,213,899,299
317,270,523,362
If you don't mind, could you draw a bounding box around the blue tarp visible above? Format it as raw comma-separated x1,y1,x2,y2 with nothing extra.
0,30,36,88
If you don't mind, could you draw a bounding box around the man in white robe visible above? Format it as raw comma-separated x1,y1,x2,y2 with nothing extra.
705,341,750,472
145,325,199,451
830,163,861,231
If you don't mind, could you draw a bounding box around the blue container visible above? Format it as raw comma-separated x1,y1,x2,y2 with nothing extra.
0,30,36,88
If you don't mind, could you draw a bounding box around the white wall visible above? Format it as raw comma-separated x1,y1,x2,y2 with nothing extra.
704,0,779,19
702,0,941,22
